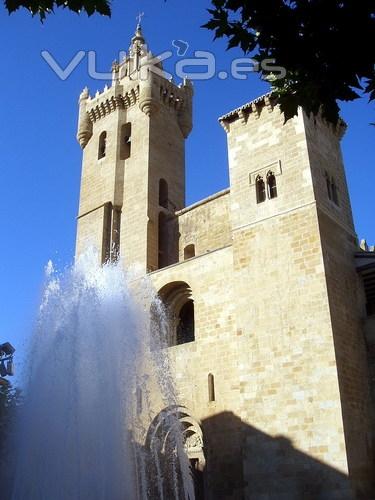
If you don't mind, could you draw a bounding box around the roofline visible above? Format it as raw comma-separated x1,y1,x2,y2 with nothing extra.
218,92,273,122
218,92,347,138
176,188,230,216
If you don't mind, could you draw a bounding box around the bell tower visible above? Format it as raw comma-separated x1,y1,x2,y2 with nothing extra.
75,23,193,273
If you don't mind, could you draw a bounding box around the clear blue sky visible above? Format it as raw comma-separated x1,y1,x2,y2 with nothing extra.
0,0,374,368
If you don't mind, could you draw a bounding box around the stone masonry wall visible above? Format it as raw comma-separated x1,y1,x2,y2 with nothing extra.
149,247,245,499
318,209,375,497
224,102,358,498
75,66,374,497
177,190,231,261
232,204,354,499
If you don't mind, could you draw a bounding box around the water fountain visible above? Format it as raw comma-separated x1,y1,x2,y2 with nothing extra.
10,249,195,500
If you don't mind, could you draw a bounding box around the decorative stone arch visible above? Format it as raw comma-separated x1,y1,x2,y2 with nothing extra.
145,406,206,499
156,281,195,346
146,406,204,464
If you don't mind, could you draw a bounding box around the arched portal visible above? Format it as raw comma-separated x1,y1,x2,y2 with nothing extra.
145,406,205,500
155,281,195,347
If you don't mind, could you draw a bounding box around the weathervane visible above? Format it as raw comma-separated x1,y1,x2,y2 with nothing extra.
136,12,144,26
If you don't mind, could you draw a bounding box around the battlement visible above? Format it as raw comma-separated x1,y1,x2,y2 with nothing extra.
84,85,140,123
219,92,347,139
219,92,274,120
80,77,191,126
77,25,193,149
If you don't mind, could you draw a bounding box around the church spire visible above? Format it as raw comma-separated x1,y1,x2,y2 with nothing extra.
130,13,146,55
131,23,145,46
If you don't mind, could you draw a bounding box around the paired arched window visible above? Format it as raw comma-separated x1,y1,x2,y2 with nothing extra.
267,171,277,199
98,131,107,159
256,175,266,204
120,123,131,160
184,244,195,260
256,172,278,203
159,179,169,209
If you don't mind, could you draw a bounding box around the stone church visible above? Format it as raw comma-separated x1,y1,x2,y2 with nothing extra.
75,24,375,499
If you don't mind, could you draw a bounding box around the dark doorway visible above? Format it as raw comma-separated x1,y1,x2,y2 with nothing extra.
190,458,205,500
176,300,195,344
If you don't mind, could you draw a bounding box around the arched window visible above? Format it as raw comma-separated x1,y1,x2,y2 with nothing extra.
159,179,169,209
208,373,215,402
158,212,169,269
98,131,107,159
176,300,195,345
267,171,278,199
120,123,131,160
256,175,266,204
184,244,195,260
155,281,195,347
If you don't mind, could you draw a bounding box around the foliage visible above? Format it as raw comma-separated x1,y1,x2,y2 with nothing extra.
4,0,111,20
203,0,375,124
3,0,375,124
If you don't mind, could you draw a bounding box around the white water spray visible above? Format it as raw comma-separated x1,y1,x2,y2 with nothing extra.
10,250,194,500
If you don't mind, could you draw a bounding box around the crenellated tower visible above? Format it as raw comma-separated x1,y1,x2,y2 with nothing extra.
75,24,193,272
73,25,375,498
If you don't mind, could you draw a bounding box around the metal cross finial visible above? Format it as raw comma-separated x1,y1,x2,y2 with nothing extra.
136,12,144,26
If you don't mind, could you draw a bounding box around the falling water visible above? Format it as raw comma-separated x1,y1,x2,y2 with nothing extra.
10,249,195,500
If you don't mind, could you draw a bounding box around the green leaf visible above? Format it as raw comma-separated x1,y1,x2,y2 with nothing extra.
204,0,375,125
4,0,111,19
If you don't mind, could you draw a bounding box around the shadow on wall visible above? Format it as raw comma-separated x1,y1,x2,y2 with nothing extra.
201,411,375,500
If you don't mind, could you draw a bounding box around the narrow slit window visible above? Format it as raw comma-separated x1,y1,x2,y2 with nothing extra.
208,373,215,402
331,179,339,206
102,202,112,264
159,179,169,209
120,123,131,160
267,171,278,199
326,172,332,201
256,175,266,204
98,131,107,159
136,387,142,414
